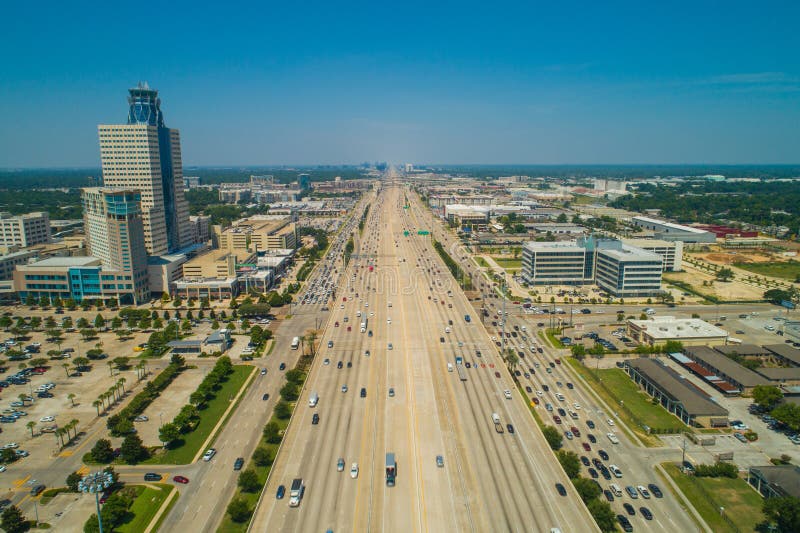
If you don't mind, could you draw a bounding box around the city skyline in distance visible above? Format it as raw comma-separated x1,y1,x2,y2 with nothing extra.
1,1,799,167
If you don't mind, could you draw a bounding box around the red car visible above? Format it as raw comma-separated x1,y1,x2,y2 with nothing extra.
173,475,189,484
553,415,562,424
334,322,339,327
582,442,591,451
494,371,501,378
571,426,581,437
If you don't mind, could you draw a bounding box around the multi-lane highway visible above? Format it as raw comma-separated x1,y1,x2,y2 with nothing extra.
250,176,597,532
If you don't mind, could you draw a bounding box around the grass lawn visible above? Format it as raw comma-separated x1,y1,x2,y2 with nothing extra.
146,365,253,464
662,463,763,533
543,329,565,349
117,483,175,533
734,261,800,281
566,359,675,447
150,488,179,533
492,257,522,269
474,256,490,268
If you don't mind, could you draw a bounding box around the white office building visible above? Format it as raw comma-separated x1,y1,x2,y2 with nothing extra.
0,212,51,248
521,241,594,286
595,242,663,297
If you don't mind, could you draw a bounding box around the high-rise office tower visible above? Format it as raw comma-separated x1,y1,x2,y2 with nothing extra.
82,187,150,303
98,82,192,255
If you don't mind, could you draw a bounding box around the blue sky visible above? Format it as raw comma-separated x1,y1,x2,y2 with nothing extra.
1,0,798,166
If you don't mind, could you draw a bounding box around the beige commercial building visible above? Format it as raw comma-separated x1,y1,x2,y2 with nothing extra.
0,212,51,248
181,249,256,279
218,216,297,252
98,83,192,255
627,316,729,346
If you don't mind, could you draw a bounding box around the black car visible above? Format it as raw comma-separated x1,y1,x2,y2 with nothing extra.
580,456,590,466
623,503,635,516
276,485,285,499
617,515,633,532
588,434,596,444
555,483,567,496
262,393,269,401
312,413,320,425
144,472,162,481
640,506,653,520
648,483,663,498
586,420,595,429
587,468,598,479
506,424,515,434
233,457,245,471
566,382,574,389
279,363,286,371
598,449,609,461
603,489,614,502
360,388,367,398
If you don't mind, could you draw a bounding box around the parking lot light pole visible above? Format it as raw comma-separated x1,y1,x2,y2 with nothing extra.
79,471,114,533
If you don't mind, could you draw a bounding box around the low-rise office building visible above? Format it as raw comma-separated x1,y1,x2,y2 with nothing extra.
174,276,238,301
748,465,800,499
627,317,729,346
14,256,147,305
684,345,770,395
181,249,256,279
218,216,297,252
621,238,683,271
0,250,39,280
625,358,728,428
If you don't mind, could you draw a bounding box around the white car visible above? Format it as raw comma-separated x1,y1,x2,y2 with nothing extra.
350,463,359,479
134,415,149,422
202,448,217,461
503,390,512,399
39,416,54,423
573,403,581,410
536,390,544,396
3,443,18,449
0,466,6,473
388,343,393,350
607,418,615,426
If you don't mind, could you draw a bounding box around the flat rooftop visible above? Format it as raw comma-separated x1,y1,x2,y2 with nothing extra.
23,256,100,268
599,244,662,262
633,215,709,234
629,317,728,340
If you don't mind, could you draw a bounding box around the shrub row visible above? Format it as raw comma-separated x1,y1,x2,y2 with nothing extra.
107,361,184,436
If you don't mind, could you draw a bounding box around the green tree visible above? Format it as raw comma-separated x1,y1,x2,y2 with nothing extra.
0,448,17,464
572,476,602,502
66,471,82,491
275,400,292,419
263,421,282,444
120,433,149,464
252,447,273,467
542,425,563,450
716,267,734,281
586,499,617,532
0,505,27,533
762,495,800,533
227,497,253,523
753,385,784,410
556,450,581,479
90,438,115,463
159,423,181,446
238,469,260,492
94,314,105,329
771,403,800,431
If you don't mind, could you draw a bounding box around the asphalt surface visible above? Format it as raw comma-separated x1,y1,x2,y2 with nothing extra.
250,178,598,532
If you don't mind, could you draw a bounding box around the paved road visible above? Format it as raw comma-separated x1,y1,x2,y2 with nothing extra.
408,187,708,532
250,177,597,532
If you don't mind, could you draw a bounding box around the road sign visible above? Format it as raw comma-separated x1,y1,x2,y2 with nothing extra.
417,230,430,235
403,231,410,236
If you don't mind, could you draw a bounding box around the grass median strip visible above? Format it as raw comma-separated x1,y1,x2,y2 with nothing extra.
145,365,252,464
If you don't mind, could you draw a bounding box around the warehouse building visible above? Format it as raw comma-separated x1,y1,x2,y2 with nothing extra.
632,216,716,243
624,358,729,428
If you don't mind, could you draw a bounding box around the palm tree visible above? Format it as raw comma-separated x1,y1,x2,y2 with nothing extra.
92,399,102,416
18,393,27,407
26,420,36,438
56,427,66,447
62,362,71,378
118,377,126,394
67,393,76,407
107,360,114,377
70,419,79,439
